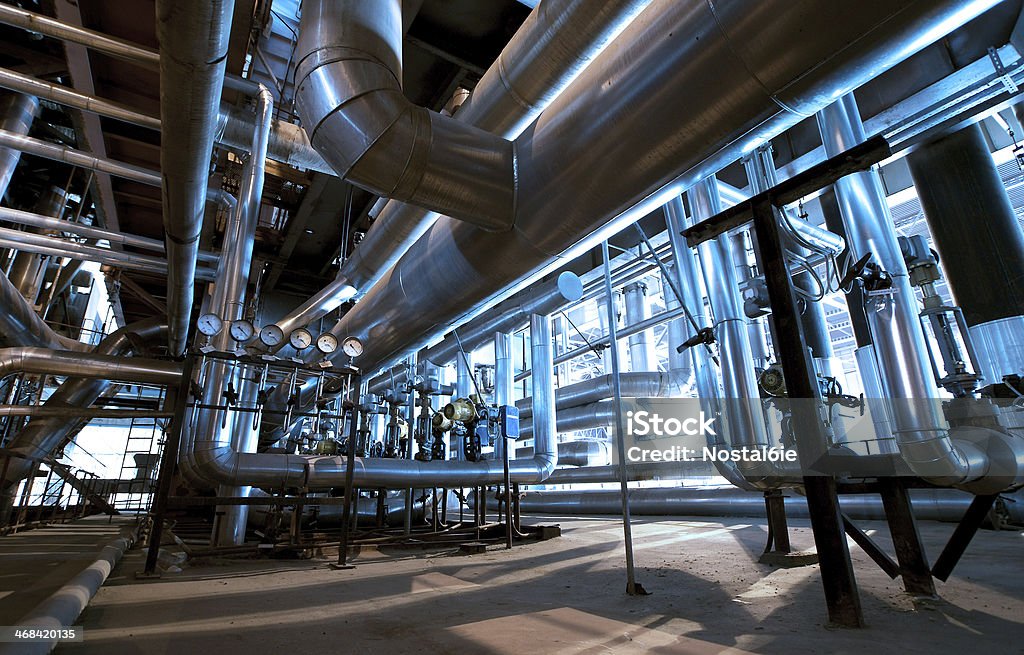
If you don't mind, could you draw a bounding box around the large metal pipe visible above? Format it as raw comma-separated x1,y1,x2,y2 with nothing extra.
519,400,613,439
0,92,36,200
816,94,1006,489
0,265,85,352
0,206,219,264
156,0,233,356
276,0,651,332
294,0,514,229
623,282,655,372
516,440,607,467
0,225,217,280
0,129,232,209
329,0,998,376
516,372,684,420
493,331,514,462
529,311,557,471
7,185,66,304
0,320,169,490
906,123,1024,383
511,487,1024,524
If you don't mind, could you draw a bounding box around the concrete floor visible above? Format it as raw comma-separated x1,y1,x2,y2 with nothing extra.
62,515,1023,654
0,515,135,626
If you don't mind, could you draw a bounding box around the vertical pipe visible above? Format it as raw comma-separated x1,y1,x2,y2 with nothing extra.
906,123,1024,383
691,176,770,450
8,185,66,304
600,241,642,595
622,282,655,372
403,355,416,535
156,0,233,355
0,92,36,201
494,331,513,462
816,94,978,483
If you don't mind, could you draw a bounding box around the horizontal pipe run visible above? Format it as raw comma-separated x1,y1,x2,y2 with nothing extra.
0,406,173,419
0,3,259,95
0,206,219,263
0,226,217,280
0,348,182,385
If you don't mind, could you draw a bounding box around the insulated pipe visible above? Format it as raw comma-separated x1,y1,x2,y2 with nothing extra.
0,349,178,388
0,129,232,209
906,123,1024,383
623,282,655,372
494,331,513,462
516,372,685,420
691,177,776,485
516,440,608,467
328,0,998,376
518,400,614,439
0,264,85,352
529,311,557,472
510,487,1024,524
817,94,996,489
0,92,36,200
201,84,273,546
157,0,233,356
0,226,217,281
0,3,257,95
277,0,651,332
0,206,219,264
666,193,759,491
294,0,515,230
7,185,65,304
543,460,719,484
0,320,168,490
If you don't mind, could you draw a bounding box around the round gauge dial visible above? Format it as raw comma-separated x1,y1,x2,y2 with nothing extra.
289,327,313,350
197,313,223,337
259,324,285,347
229,319,255,342
342,336,364,357
315,332,339,354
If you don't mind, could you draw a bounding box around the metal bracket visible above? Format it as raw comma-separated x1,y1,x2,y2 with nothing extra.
988,46,1019,94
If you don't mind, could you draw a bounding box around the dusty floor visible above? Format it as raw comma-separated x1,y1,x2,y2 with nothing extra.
61,515,1023,654
0,515,134,625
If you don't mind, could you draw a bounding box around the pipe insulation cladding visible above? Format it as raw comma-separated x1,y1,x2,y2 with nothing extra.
319,0,1004,377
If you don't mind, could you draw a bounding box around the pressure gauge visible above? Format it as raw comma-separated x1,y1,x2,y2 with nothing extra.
259,324,285,348
289,327,313,351
342,336,364,358
229,319,255,342
315,332,339,354
197,313,223,337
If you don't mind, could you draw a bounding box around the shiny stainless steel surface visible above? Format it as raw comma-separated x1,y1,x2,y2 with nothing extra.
0,225,217,280
515,440,607,468
7,185,65,304
623,282,655,372
970,316,1024,384
279,0,649,333
156,0,232,355
511,487,1023,523
0,262,86,352
0,206,218,263
0,92,36,200
516,372,684,420
329,0,996,375
295,0,514,229
0,320,168,488
818,94,986,487
494,331,513,461
0,129,230,208
422,271,583,366
518,400,613,439
853,345,899,455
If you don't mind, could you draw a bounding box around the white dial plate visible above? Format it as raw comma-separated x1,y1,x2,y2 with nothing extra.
316,332,339,354
259,324,285,347
229,320,255,342
342,336,363,357
289,328,313,350
197,313,223,337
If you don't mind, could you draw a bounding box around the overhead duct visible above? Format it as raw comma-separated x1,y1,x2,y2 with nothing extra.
326,0,1001,377
275,0,650,335
156,0,233,356
294,0,515,230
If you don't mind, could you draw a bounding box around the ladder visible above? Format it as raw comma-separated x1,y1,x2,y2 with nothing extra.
111,385,166,517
